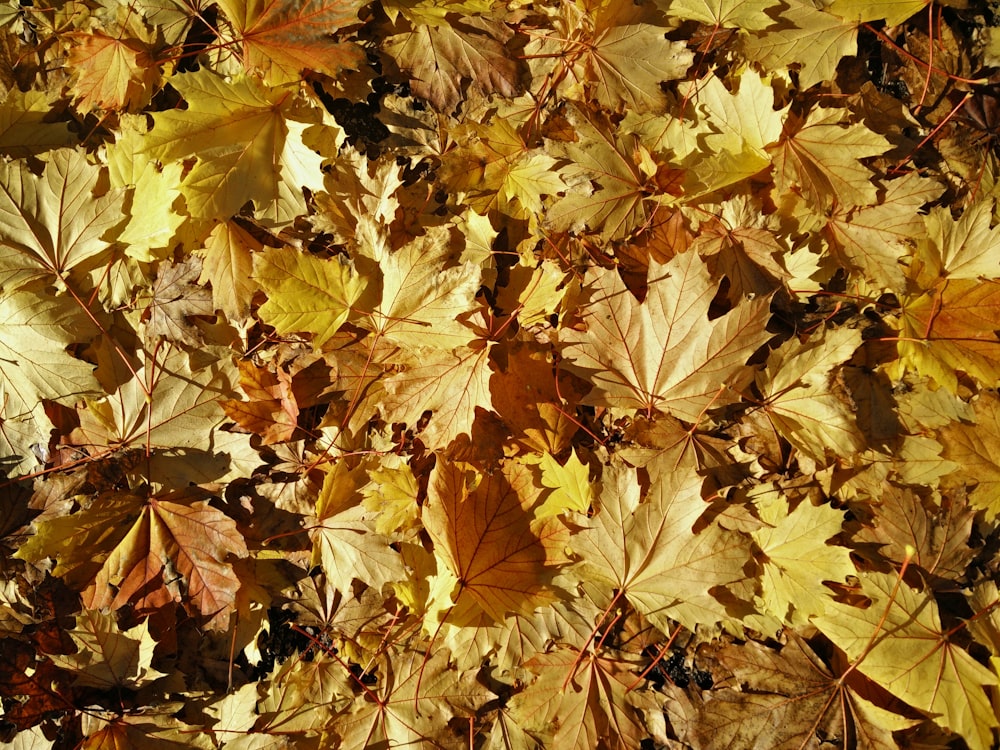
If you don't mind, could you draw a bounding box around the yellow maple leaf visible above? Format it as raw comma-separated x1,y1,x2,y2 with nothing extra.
546,104,671,241
143,70,334,219
441,117,566,222
750,485,854,625
828,0,929,27
358,225,481,350
379,343,494,448
677,71,787,199
0,149,126,288
570,21,693,113
768,105,890,211
0,285,101,475
825,172,944,289
510,648,655,749
756,325,865,460
0,89,74,156
562,250,771,422
741,0,858,89
197,220,261,320
816,571,999,750
895,279,1000,391
253,247,366,348
44,609,165,689
662,0,778,30
571,462,755,632
310,461,406,593
536,449,594,518
385,16,521,113
939,392,1000,519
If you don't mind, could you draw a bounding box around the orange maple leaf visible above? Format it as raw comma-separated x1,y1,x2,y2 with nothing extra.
85,489,249,629
67,33,159,112
423,460,567,626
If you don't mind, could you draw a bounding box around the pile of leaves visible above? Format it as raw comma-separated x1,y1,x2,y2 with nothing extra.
3,0,1000,747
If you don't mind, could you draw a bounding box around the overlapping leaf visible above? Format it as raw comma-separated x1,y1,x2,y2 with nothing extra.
816,571,999,750
216,0,366,84
422,459,567,627
570,462,755,632
3,2,1000,749
562,251,771,421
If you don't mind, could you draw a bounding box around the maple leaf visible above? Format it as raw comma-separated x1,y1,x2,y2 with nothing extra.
0,578,35,636
18,488,248,628
750,486,854,624
86,488,249,628
0,635,70,736
309,460,406,594
829,0,930,27
756,325,865,460
141,256,215,346
380,0,496,26
490,342,587,455
888,200,1000,389
669,634,918,750
662,0,778,30
14,492,138,598
378,343,494,448
313,150,405,245
66,32,159,111
143,70,333,219
816,571,999,750
384,15,521,113
570,462,755,633
215,0,366,84
361,455,420,536
546,105,669,241
494,258,568,327
618,413,737,485
255,650,351,734
105,116,189,264
690,197,799,300
0,89,74,156
357,224,482,350
222,359,300,444
938,392,1000,519
894,278,1000,391
253,246,366,348
44,609,164,689
79,711,209,750
0,284,100,475
768,105,890,212
333,648,491,749
569,21,693,113
422,459,567,628
675,71,787,198
536,449,594,518
740,0,858,89
561,251,772,422
510,647,657,749
197,219,261,321
76,342,236,457
853,481,976,585
916,199,1000,285
204,682,260,740
825,172,944,289
0,149,126,289
441,117,566,221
